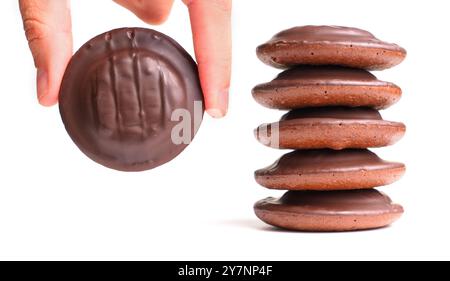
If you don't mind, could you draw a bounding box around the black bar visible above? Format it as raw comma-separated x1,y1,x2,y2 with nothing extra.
0,261,442,280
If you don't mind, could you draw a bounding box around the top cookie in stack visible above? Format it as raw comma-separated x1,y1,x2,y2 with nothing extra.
252,26,407,232
256,25,406,70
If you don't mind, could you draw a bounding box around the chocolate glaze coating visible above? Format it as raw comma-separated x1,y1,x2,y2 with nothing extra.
257,189,403,216
256,66,397,87
256,149,403,175
59,28,204,171
280,106,382,121
267,26,404,51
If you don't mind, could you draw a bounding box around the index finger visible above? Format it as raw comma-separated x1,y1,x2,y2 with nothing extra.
183,0,232,118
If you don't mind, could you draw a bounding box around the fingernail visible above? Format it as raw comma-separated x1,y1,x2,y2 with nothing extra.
206,88,229,118
36,68,48,103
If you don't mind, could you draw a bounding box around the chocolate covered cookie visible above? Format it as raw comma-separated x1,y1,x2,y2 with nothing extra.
256,25,406,70
252,66,401,110
255,149,405,190
252,25,407,232
254,189,403,231
255,107,405,149
59,28,204,171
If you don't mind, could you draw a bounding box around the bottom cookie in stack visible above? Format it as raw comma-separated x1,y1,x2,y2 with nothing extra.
254,189,403,232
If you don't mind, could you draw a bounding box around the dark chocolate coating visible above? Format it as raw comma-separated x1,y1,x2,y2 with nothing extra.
257,189,403,216
263,66,395,86
266,26,404,51
281,107,382,121
59,28,204,171
256,149,403,175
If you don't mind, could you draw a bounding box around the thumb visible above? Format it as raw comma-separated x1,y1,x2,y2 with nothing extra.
19,0,73,106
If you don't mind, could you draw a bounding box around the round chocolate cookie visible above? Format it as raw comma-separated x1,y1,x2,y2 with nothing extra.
254,189,403,232
59,28,204,171
255,107,405,150
256,26,406,70
252,66,401,110
255,149,405,190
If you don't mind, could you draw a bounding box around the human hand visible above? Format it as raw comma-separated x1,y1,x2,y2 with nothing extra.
19,0,232,118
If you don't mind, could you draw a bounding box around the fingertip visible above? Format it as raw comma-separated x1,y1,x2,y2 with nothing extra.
205,88,229,118
38,90,58,106
114,0,174,25
36,68,58,107
206,108,225,118
38,96,57,107
138,11,171,25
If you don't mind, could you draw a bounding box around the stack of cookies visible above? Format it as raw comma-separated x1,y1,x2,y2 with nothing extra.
252,26,407,231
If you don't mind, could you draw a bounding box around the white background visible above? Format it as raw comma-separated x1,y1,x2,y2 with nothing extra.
1,0,449,260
